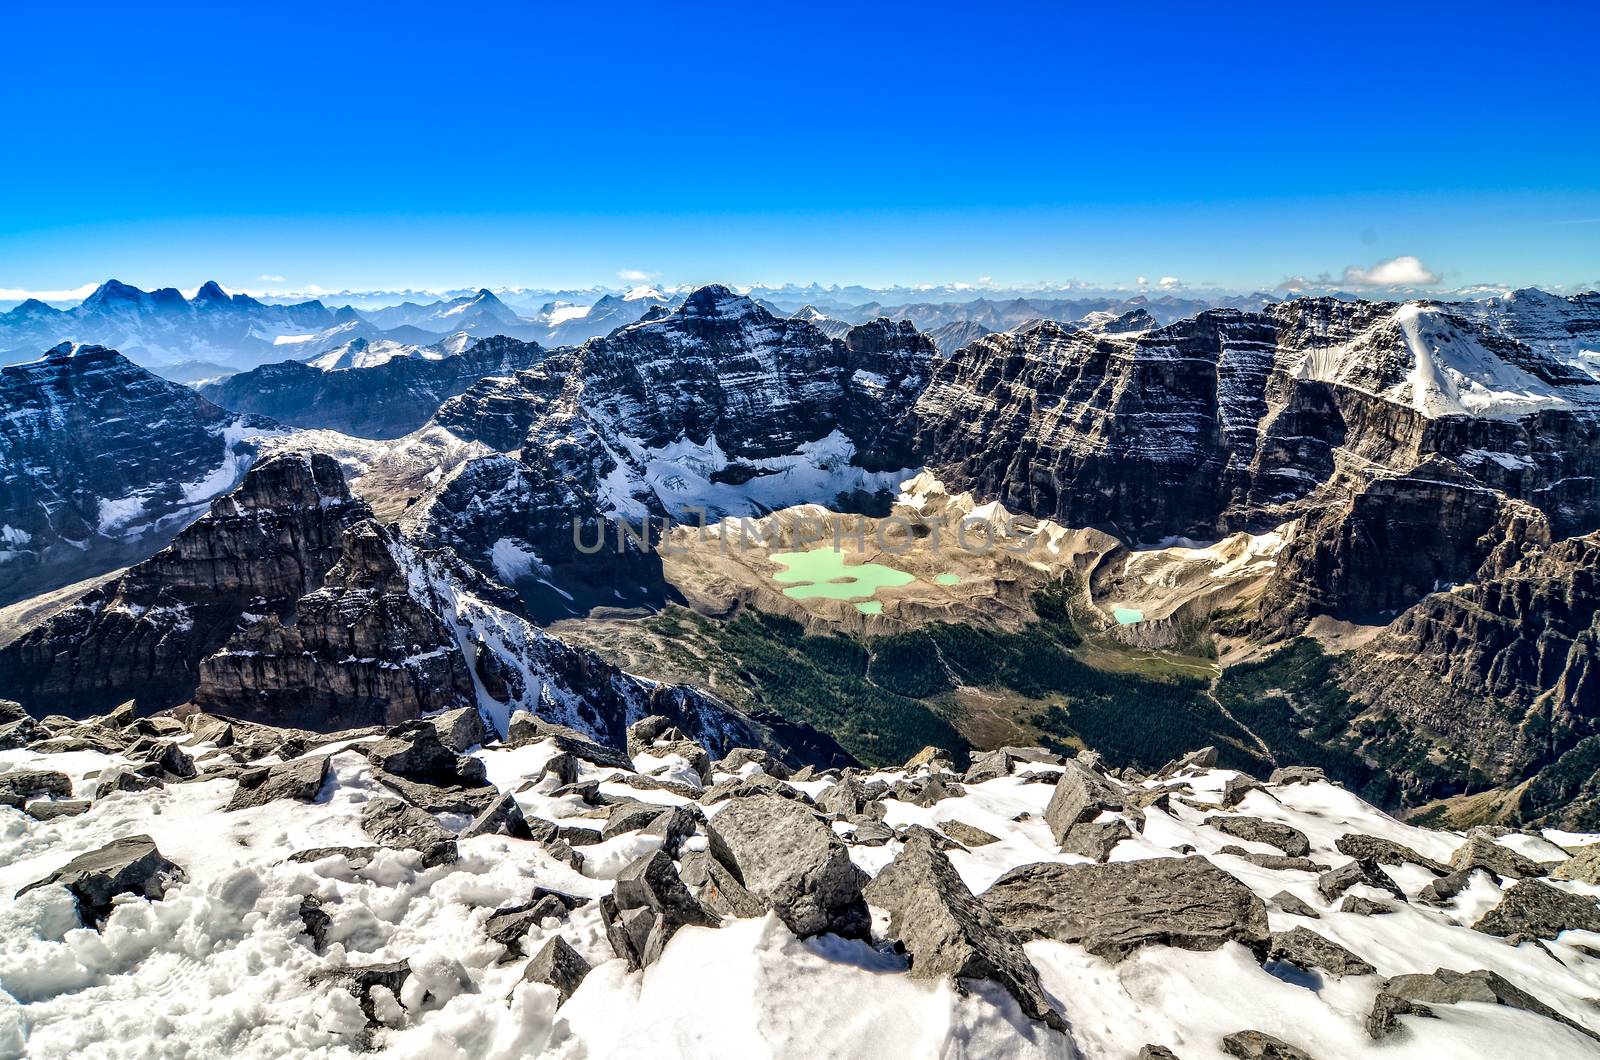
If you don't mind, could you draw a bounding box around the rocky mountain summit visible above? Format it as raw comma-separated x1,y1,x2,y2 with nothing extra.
411,286,935,615
4,712,1599,1058
0,342,276,607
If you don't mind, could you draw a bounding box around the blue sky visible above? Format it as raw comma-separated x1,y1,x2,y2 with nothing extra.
2,1,1597,297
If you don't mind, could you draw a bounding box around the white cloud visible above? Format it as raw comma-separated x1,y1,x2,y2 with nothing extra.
617,269,659,283
0,282,100,303
977,275,994,286
1157,276,1181,290
1341,255,1440,287
258,274,287,283
1136,276,1148,286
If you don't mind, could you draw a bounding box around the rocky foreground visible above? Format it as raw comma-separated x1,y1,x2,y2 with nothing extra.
3,704,1600,1059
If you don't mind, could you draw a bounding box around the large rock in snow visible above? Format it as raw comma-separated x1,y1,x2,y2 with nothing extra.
225,755,330,811
863,828,1069,1033
601,849,719,969
1471,879,1600,938
1042,761,1123,845
1368,967,1600,1043
981,856,1270,961
706,793,870,940
16,834,187,927
1205,816,1311,858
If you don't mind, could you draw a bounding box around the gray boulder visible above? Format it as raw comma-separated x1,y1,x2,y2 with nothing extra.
1267,766,1326,786
982,856,1270,962
713,747,790,780
602,849,719,969
1060,819,1133,861
309,960,411,1027
430,706,488,753
863,828,1068,1033
1368,967,1600,1043
1220,1030,1314,1059
1334,834,1449,875
459,791,534,840
360,797,458,867
1316,859,1404,903
1268,891,1321,918
509,713,633,770
25,799,92,820
16,834,187,927
706,793,870,940
1205,816,1311,858
1042,761,1123,845
1552,844,1600,885
366,721,487,787
1267,927,1374,977
226,755,331,812
0,768,71,808
1449,834,1548,879
1472,879,1600,938
522,936,591,1004
601,801,672,840
940,820,1001,848
680,849,767,918
1416,869,1475,906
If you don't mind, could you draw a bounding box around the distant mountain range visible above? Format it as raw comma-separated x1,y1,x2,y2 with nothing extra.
0,279,1285,375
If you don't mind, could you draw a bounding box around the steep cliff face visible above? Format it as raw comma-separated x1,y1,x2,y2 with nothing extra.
193,519,478,729
916,294,1600,627
199,335,547,439
0,343,277,606
1340,530,1600,800
0,451,367,717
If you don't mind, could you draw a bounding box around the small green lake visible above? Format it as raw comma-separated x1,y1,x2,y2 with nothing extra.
1112,607,1144,625
855,601,883,615
771,548,916,602
934,573,961,586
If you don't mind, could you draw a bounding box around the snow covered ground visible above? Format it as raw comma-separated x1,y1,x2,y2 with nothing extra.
3,724,1599,1059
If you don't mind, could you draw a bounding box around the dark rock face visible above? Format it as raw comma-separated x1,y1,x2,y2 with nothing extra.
199,336,547,438
0,451,367,717
1341,531,1600,801
194,520,478,729
914,292,1600,622
863,829,1069,1033
0,343,275,606
16,834,187,927
705,793,871,940
981,856,1270,961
